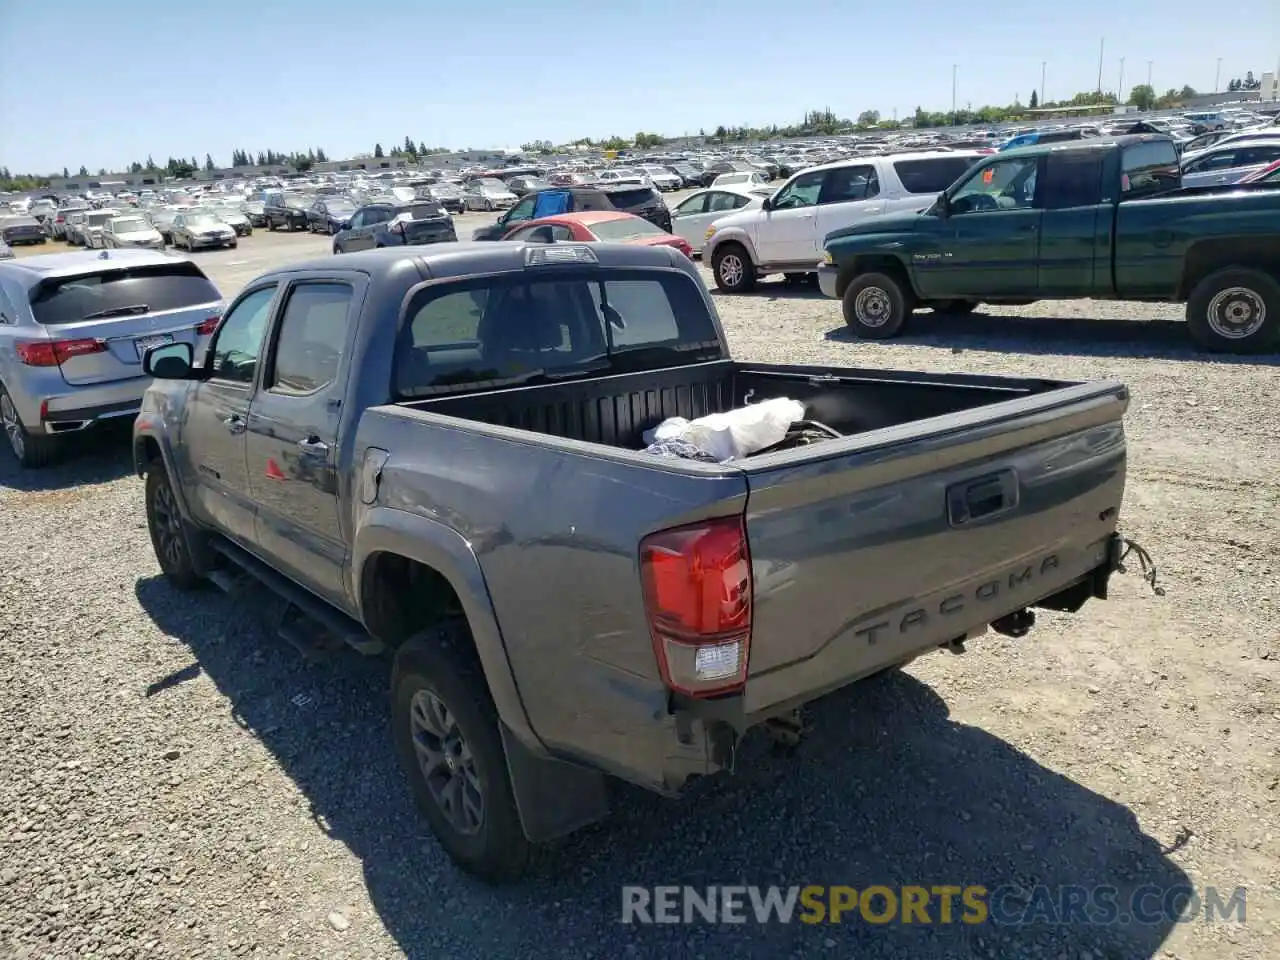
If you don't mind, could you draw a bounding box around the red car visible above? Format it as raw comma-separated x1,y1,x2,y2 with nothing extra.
1239,158,1280,184
500,210,693,258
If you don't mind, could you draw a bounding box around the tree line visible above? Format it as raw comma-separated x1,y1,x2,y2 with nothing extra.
1,73,1269,191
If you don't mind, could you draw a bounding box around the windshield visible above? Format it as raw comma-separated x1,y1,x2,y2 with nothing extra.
86,212,115,226
394,270,721,398
112,219,149,232
284,196,310,209
325,201,355,213
187,216,221,229
29,262,221,325
587,217,665,241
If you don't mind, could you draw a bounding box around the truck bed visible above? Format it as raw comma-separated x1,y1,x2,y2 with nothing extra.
373,361,1127,775
403,359,1075,449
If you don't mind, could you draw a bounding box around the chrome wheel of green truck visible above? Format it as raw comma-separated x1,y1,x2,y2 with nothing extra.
1186,268,1280,354
843,271,912,339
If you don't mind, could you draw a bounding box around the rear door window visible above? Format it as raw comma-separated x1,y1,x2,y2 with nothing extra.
1042,152,1104,209
29,262,222,325
819,165,879,204
268,282,353,394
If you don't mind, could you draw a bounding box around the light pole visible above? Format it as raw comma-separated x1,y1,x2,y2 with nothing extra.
1215,57,1222,92
1041,60,1046,104
1146,59,1153,89
951,64,958,120
1118,57,1126,103
1096,38,1105,94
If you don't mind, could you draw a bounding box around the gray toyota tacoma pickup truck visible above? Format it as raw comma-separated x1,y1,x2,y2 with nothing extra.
134,240,1140,883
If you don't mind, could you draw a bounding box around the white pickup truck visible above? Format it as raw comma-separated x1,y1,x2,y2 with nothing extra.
703,150,989,293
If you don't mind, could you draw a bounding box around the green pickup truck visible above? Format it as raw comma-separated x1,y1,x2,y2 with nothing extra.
818,134,1280,353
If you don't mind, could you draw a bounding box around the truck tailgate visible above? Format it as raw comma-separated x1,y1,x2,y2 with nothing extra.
739,381,1128,717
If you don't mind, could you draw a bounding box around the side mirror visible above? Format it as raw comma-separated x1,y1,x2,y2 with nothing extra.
935,191,951,218
144,341,195,379
761,196,773,212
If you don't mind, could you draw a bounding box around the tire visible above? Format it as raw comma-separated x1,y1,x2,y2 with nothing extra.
1185,267,1280,354
0,383,58,469
842,271,913,339
711,242,756,293
228,240,237,249
268,218,277,231
930,299,978,315
332,243,342,255
392,623,533,883
145,467,203,590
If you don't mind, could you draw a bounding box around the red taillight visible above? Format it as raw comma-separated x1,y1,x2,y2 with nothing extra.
55,214,66,224
16,338,107,367
195,316,220,336
639,516,752,697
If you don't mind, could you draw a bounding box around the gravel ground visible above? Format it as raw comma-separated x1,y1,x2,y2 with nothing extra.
1,215,1278,960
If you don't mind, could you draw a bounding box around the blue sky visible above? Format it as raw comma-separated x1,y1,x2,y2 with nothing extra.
1,0,1277,174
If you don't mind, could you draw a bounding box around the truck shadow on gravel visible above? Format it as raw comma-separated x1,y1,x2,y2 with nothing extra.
824,312,1280,364
136,576,1191,960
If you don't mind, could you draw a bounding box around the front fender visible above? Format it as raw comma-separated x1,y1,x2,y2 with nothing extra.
352,507,541,752
134,408,196,523
705,226,760,265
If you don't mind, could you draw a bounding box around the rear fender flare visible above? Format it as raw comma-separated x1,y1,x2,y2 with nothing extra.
352,508,541,751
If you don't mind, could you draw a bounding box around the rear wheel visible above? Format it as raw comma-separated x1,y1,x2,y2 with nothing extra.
392,623,533,883
1185,267,1280,354
0,383,57,469
842,271,913,339
712,242,756,293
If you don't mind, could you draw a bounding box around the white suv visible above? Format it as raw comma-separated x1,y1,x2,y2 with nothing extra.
703,150,988,292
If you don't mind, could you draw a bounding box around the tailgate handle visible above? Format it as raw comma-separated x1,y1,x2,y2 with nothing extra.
948,470,1018,526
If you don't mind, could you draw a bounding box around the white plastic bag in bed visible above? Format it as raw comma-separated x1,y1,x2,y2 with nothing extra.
642,397,806,461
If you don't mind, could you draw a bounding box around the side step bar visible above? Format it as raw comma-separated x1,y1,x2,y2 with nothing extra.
208,539,385,658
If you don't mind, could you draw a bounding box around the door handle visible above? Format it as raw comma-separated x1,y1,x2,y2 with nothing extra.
222,414,245,435
297,437,329,457
1016,224,1039,233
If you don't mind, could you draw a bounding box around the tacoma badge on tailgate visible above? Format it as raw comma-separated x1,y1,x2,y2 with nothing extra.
851,554,1061,646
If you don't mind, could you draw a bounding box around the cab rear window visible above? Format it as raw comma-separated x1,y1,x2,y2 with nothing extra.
29,262,221,325
394,270,720,398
